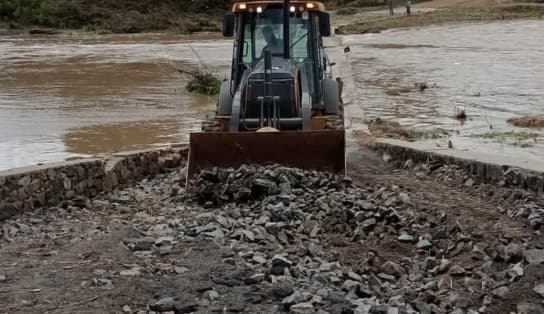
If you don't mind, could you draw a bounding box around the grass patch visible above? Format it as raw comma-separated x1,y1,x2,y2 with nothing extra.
368,118,444,141
186,72,221,95
507,115,544,129
478,131,538,141
472,131,539,147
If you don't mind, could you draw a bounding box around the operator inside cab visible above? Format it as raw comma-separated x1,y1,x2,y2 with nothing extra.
261,26,283,57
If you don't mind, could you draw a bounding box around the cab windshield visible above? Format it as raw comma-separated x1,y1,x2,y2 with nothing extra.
241,8,311,67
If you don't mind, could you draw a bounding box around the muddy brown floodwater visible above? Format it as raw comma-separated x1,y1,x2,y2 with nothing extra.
344,20,544,169
2,21,544,171
0,33,231,170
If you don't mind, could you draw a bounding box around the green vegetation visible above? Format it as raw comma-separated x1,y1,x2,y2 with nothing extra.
507,115,544,129
472,131,539,148
478,131,538,141
0,0,230,32
368,118,445,141
186,72,222,96
0,0,439,32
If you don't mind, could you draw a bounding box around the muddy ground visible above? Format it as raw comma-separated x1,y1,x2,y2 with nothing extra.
335,5,544,34
1,147,544,314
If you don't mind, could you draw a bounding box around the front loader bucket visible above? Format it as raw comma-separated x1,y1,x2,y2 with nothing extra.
187,130,345,181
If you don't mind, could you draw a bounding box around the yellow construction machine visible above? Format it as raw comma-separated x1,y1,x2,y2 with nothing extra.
187,0,345,179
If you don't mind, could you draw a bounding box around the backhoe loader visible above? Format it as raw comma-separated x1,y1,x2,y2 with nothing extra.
187,0,345,179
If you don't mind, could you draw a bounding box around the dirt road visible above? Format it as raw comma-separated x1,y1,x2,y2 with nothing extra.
414,0,514,9
335,0,544,34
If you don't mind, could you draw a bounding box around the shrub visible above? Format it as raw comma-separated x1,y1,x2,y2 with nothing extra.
186,72,222,95
0,1,17,19
0,0,233,30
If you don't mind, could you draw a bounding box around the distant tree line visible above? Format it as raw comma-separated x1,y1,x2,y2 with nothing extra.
0,0,231,31
0,0,414,32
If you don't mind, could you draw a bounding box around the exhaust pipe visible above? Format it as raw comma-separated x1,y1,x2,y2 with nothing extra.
283,0,290,59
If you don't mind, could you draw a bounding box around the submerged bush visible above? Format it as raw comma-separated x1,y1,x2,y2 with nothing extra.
186,72,222,96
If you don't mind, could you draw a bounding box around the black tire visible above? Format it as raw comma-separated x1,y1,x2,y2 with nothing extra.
217,81,234,116
201,116,222,132
323,78,340,115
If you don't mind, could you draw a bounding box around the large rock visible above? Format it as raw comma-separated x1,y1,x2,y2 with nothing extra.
282,291,311,309
381,261,404,277
504,243,522,262
524,249,544,265
150,297,175,312
269,282,295,299
517,302,544,314
0,201,18,221
174,299,199,314
492,286,510,299
397,233,414,243
290,302,314,314
506,263,524,280
455,295,473,309
124,237,156,251
270,255,293,276
416,239,433,250
533,283,544,298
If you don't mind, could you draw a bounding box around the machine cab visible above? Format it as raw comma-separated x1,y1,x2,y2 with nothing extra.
224,1,331,105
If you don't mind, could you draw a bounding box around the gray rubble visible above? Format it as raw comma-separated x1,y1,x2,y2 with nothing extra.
2,164,544,313
165,165,542,313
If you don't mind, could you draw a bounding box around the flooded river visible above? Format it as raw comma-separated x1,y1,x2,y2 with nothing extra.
0,33,231,170
345,20,544,168
1,20,543,171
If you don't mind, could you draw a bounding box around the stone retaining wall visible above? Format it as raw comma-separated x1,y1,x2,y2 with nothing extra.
373,141,544,195
0,146,188,220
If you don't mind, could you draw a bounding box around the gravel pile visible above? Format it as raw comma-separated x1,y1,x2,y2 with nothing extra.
187,165,354,205
3,164,544,313
406,160,544,232
186,165,414,240
145,164,539,314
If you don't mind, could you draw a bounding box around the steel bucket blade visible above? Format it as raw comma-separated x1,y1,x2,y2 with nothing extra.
187,130,345,180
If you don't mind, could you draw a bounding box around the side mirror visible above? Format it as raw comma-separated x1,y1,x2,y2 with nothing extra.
318,12,331,37
223,14,235,37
